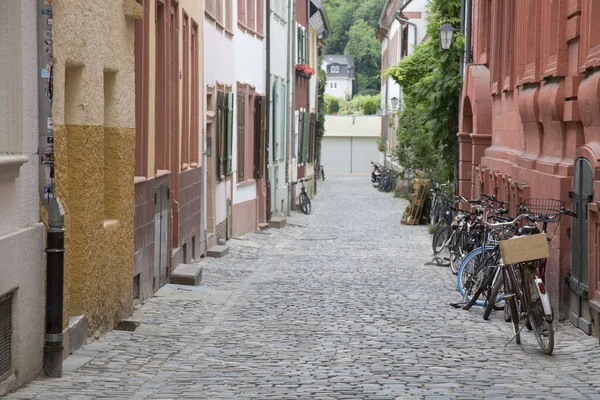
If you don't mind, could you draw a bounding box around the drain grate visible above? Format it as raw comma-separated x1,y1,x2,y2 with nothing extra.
0,292,12,379
160,284,212,293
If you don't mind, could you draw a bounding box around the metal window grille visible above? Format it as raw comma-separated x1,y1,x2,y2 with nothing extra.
0,292,13,379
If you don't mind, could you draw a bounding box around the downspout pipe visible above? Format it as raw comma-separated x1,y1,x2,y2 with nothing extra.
394,13,417,47
383,33,391,166
287,0,296,215
266,0,271,221
37,0,65,378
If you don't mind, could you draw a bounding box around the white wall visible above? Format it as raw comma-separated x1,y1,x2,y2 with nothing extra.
325,77,353,100
0,0,44,394
324,115,382,138
204,12,236,225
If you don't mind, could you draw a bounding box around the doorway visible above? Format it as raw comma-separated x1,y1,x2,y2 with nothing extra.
570,157,593,334
154,184,169,292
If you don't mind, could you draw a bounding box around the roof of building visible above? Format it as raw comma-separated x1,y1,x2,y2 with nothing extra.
322,55,355,67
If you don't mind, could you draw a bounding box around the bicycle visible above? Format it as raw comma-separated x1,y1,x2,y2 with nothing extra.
319,163,325,181
292,177,312,215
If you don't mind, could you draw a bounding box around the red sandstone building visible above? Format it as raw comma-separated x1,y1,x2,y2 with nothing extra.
459,0,600,336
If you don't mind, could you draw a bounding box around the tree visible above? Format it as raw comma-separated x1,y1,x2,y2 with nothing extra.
316,69,327,162
344,20,381,93
363,99,377,115
328,98,340,114
322,0,386,95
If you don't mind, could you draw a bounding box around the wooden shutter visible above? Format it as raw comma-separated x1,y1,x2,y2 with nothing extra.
254,96,261,178
226,92,234,175
280,83,286,160
216,91,223,179
237,91,245,180
297,111,304,163
272,82,279,160
303,111,309,162
308,112,315,162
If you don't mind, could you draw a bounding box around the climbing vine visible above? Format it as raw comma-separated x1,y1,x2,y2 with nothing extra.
386,0,463,184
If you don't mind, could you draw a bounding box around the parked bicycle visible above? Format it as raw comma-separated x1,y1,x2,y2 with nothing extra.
377,167,397,193
318,163,325,181
292,177,312,215
454,197,577,355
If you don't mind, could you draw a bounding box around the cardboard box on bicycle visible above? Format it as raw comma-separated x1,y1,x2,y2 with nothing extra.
499,233,549,264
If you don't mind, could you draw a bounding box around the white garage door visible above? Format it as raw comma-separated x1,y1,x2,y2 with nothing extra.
321,136,379,175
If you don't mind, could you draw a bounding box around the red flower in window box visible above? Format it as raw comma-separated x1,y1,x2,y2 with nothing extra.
295,64,316,77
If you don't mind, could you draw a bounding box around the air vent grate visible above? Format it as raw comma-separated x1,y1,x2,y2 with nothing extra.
0,293,12,379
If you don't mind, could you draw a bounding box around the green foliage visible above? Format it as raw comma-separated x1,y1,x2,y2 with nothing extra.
363,99,378,115
326,94,380,115
323,0,386,95
316,69,327,162
326,96,340,114
387,0,463,185
344,19,382,94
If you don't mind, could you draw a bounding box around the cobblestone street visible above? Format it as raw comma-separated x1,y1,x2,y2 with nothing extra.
8,176,600,399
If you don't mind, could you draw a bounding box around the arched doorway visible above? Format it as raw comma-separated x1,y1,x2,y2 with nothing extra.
570,157,593,334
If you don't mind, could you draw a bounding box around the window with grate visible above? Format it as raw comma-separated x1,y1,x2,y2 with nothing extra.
0,293,12,379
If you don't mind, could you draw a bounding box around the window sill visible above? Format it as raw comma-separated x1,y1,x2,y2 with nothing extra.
237,179,255,188
225,28,234,39
216,21,225,32
156,169,170,178
205,10,217,23
0,154,29,180
134,176,148,184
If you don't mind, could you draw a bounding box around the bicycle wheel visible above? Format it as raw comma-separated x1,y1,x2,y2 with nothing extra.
321,168,325,181
457,247,495,306
522,266,554,354
483,269,504,320
432,220,451,266
300,191,311,215
463,255,497,311
450,229,468,275
504,271,521,344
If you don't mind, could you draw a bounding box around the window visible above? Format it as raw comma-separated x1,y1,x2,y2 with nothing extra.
134,0,150,176
297,24,308,64
191,20,199,165
236,90,245,180
253,96,266,178
182,12,190,167
217,91,234,178
246,0,255,30
330,65,339,73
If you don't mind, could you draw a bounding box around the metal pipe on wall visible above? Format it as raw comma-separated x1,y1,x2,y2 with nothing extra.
37,0,65,378
287,0,297,215
266,0,272,222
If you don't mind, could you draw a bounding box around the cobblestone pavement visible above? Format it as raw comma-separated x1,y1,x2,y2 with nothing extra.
8,176,600,399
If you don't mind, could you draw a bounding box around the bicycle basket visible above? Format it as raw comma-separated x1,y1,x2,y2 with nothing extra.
521,198,564,223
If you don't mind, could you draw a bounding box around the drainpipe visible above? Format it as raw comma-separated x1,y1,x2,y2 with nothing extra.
266,0,271,221
287,0,296,215
465,0,472,65
37,0,65,378
383,34,390,166
394,13,417,47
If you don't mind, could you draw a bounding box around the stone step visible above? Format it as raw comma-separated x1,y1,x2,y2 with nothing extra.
269,217,286,229
170,263,203,286
68,315,86,355
258,223,269,230
207,244,229,258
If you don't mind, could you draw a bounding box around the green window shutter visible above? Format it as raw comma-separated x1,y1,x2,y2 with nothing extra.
216,92,223,180
272,81,279,160
237,92,245,181
280,84,286,160
297,27,302,64
303,111,309,162
297,111,304,163
226,92,234,175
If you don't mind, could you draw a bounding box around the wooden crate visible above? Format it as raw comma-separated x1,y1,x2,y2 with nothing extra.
401,178,430,225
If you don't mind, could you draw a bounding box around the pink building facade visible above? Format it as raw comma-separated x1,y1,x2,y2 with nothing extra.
459,0,600,335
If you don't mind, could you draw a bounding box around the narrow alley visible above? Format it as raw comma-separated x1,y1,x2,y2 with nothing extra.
8,177,600,399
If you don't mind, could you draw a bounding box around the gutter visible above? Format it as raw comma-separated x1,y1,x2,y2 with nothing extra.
37,0,65,378
394,12,417,47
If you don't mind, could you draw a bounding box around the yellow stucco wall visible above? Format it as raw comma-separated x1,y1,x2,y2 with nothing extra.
51,0,137,337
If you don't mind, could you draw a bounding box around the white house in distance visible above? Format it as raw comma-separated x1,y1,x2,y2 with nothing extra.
322,55,355,100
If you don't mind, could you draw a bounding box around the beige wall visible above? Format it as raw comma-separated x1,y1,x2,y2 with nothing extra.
52,0,137,338
324,115,382,138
